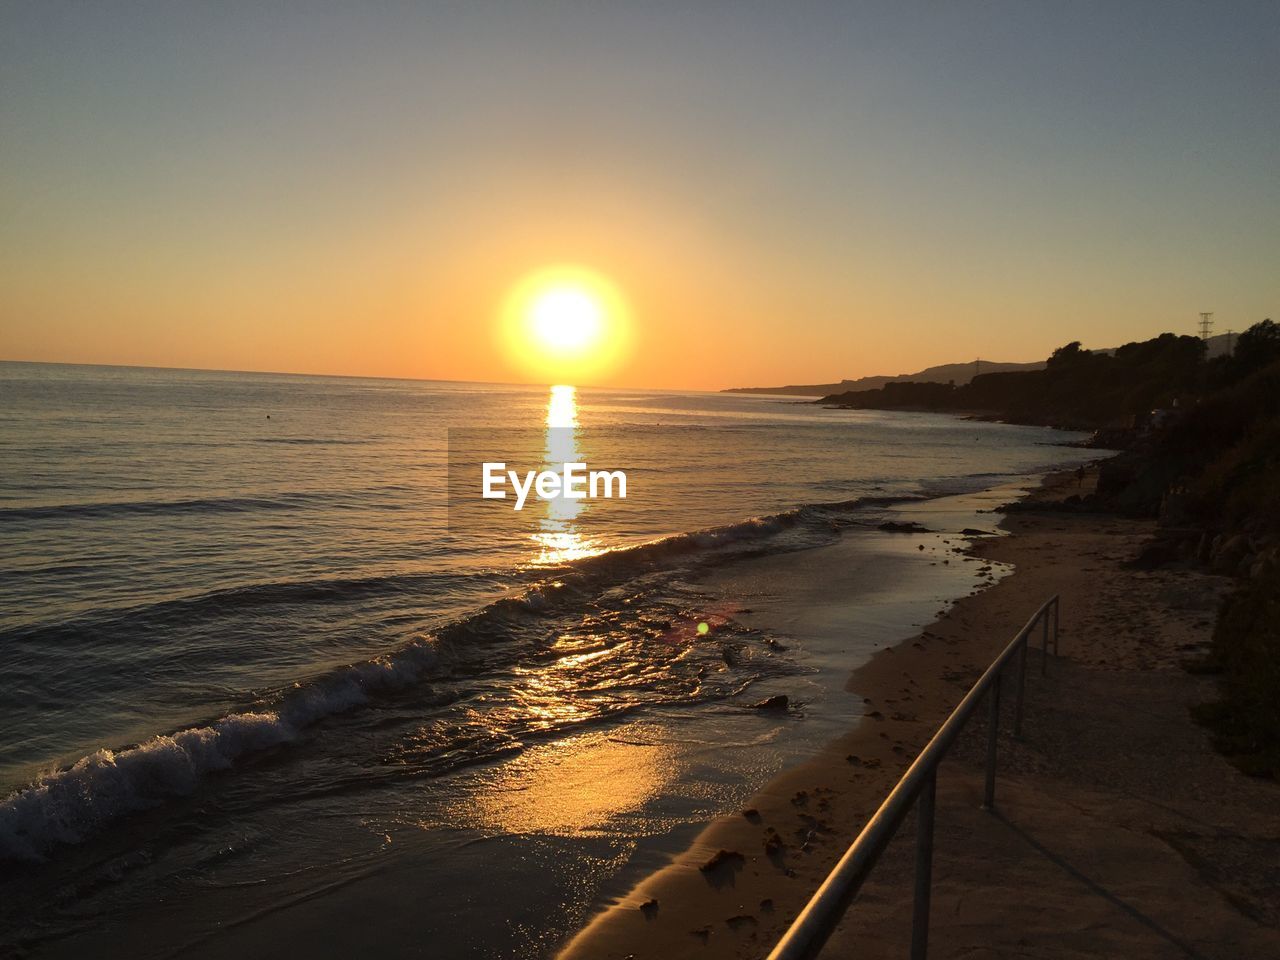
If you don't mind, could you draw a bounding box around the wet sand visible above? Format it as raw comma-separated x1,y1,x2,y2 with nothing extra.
557,469,1280,959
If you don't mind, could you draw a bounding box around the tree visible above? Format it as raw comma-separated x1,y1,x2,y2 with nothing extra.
1234,319,1280,377
1047,341,1088,369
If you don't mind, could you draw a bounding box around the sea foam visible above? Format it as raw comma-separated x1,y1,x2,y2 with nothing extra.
0,638,441,862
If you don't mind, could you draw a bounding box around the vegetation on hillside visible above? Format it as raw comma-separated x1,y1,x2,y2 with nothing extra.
1194,569,1280,777
825,322,1280,777
819,331,1211,430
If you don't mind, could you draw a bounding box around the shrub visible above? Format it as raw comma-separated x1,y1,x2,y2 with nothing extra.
1195,568,1280,778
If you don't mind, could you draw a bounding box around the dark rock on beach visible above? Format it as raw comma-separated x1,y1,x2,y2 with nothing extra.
750,694,790,711
699,849,745,873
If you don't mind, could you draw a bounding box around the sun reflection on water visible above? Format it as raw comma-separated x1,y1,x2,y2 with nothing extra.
462,728,678,836
545,383,578,430
531,385,604,565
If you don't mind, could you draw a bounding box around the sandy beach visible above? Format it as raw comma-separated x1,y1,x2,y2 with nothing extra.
557,467,1280,959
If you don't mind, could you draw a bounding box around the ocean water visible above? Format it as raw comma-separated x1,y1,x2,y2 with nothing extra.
0,362,1093,955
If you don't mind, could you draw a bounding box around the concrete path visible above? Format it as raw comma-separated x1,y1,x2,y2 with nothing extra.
826,649,1280,959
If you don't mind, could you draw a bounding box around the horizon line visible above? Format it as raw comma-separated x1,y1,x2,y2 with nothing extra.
0,357,736,395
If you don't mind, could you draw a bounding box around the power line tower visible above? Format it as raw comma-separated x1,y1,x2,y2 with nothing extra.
1198,312,1214,341
1225,328,1235,354
974,358,981,379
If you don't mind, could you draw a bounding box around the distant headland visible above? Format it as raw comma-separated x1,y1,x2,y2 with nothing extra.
721,359,1044,397
725,334,1238,397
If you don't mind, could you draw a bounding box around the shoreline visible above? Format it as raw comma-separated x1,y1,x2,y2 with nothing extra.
558,462,1278,959
556,469,1090,959
2,471,1071,960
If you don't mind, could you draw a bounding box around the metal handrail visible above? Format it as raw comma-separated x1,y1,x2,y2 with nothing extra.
765,595,1061,960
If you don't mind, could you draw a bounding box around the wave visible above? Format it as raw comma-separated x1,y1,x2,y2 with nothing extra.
250,437,374,446
4,570,492,648
0,493,905,862
0,638,444,862
536,494,915,581
11,494,891,646
0,564,618,862
0,494,323,524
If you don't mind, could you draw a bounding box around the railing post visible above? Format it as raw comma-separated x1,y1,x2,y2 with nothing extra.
1041,611,1049,676
983,673,1001,810
1053,597,1060,657
910,770,937,960
1014,633,1028,738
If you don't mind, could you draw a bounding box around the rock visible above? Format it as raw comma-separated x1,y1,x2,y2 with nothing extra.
961,527,994,535
1251,548,1278,580
640,898,659,917
751,694,789,711
879,521,932,533
1214,534,1251,574
1128,539,1181,570
1196,531,1213,566
700,849,745,873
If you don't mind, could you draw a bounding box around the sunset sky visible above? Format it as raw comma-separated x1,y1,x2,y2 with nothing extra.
2,2,1277,389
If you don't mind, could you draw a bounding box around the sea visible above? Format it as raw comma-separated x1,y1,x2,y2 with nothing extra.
0,361,1095,957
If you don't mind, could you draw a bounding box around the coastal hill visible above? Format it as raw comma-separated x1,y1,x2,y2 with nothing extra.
816,332,1242,431
724,333,1237,397
723,359,1045,396
821,321,1280,776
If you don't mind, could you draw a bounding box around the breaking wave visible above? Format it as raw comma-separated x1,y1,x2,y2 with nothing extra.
0,495,900,862
0,636,444,862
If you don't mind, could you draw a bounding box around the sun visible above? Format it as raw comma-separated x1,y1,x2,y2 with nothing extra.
529,286,603,353
500,266,630,382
